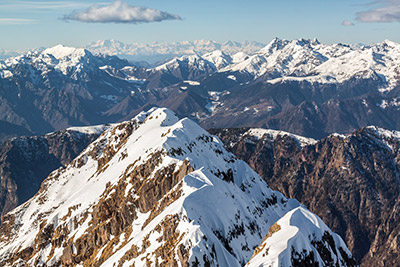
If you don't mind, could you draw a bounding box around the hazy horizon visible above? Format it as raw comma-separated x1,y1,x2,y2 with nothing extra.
2,37,400,54
1,0,399,50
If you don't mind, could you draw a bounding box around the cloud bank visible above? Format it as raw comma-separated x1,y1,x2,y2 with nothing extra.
341,20,355,26
356,0,400,23
63,0,182,24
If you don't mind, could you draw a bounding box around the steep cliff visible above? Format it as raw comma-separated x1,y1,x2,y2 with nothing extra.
212,126,400,266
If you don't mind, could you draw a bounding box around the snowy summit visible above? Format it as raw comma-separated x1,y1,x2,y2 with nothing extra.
0,108,355,266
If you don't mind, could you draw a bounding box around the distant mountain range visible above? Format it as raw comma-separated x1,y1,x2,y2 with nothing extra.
0,45,144,140
85,39,266,64
0,38,400,142
0,40,266,64
0,49,21,60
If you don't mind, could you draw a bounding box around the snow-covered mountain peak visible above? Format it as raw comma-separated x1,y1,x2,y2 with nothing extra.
192,39,219,47
381,39,399,48
312,37,321,45
0,43,137,83
154,53,216,75
42,44,88,60
217,38,400,91
203,49,226,57
88,39,125,49
247,207,355,267
259,37,321,56
223,40,241,47
202,50,233,69
259,37,290,55
292,37,321,47
0,107,355,267
232,51,250,63
224,37,330,78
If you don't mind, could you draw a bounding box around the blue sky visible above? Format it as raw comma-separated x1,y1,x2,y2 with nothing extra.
0,0,399,50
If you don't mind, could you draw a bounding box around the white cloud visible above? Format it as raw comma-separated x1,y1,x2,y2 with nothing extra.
0,18,36,24
341,20,355,26
63,0,182,24
356,0,400,23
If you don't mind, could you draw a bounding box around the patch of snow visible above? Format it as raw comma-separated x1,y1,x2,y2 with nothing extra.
206,91,230,114
379,100,388,109
227,75,237,81
246,128,317,147
65,124,114,135
183,80,200,86
331,133,347,139
1,70,13,78
378,98,400,109
367,126,400,140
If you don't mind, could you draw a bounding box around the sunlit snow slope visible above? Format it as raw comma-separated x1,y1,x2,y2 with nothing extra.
247,207,356,267
0,108,355,266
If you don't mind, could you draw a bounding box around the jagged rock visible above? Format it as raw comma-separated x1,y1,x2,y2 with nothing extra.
211,126,400,266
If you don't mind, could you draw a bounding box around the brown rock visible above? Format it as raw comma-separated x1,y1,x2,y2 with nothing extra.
211,126,400,266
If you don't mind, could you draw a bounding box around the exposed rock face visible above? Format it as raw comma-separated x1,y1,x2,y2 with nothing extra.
211,126,400,266
0,108,354,267
0,126,107,218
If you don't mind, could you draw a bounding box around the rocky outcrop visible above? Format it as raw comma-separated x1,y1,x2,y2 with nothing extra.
211,126,400,266
55,153,193,267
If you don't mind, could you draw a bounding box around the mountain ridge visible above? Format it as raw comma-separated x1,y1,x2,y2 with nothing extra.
0,108,355,266
1,38,400,142
211,125,400,266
